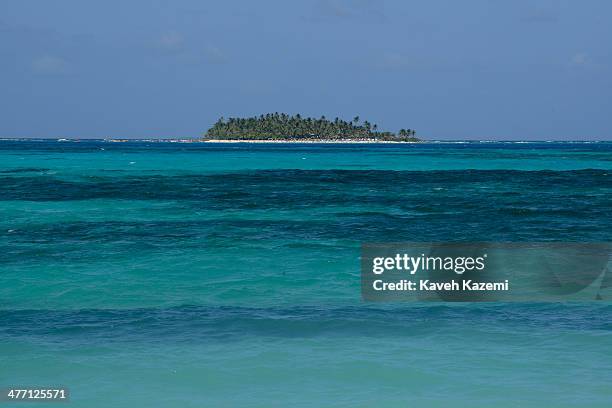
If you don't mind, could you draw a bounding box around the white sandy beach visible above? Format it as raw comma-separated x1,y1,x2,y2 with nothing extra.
202,139,418,144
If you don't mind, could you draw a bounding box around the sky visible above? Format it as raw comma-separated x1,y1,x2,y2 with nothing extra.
0,0,610,140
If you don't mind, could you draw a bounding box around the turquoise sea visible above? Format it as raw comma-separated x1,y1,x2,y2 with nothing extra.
1,140,611,407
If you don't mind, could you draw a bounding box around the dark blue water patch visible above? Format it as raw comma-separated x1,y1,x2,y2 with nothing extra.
0,167,50,173
1,304,610,345
2,170,609,264
3,215,607,245
2,168,610,262
1,169,610,203
1,212,609,265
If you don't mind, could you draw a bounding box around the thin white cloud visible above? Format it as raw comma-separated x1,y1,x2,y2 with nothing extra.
571,53,589,66
377,52,412,70
158,31,184,51
203,45,227,64
523,9,559,23
308,0,387,23
319,0,352,18
31,55,70,75
373,52,441,71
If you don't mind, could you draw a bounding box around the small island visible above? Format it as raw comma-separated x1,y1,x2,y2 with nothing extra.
203,113,420,142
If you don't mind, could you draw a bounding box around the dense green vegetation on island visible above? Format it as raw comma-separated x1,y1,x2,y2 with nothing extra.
204,113,419,141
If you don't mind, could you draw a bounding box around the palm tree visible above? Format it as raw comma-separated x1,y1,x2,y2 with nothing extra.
204,113,418,141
